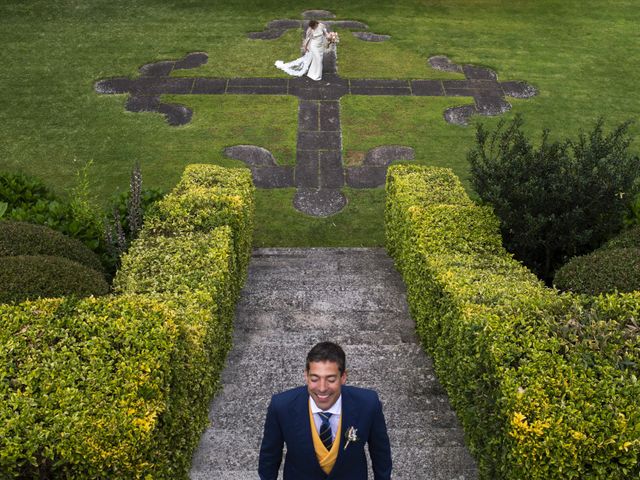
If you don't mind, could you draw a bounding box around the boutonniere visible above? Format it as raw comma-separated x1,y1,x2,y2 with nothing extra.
343,426,359,450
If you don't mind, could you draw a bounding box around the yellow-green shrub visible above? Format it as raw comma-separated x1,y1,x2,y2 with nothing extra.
385,165,640,479
0,295,180,478
143,164,254,289
113,227,236,477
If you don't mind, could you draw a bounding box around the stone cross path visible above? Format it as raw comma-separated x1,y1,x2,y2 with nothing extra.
94,13,536,216
189,248,478,479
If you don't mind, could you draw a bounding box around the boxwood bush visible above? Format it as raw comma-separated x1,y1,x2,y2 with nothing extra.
0,220,104,273
385,164,640,479
554,225,640,295
0,164,255,478
0,255,109,304
554,247,640,295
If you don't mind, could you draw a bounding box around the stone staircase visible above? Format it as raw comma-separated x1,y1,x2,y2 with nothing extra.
190,248,478,479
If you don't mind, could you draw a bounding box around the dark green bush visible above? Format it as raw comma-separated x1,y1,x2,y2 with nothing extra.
554,247,640,294
0,255,109,304
386,164,640,479
468,116,640,282
1,171,105,252
0,220,104,273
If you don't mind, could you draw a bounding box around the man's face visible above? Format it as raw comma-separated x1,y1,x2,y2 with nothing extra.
304,360,347,410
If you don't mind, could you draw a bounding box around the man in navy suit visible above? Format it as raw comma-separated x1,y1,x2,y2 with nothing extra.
258,341,392,479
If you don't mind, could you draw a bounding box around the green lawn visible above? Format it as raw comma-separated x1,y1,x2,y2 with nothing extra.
1,0,639,246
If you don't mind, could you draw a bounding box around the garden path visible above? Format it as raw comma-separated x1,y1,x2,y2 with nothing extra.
189,248,478,479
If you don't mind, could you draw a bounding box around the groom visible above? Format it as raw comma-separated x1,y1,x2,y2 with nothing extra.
258,341,392,479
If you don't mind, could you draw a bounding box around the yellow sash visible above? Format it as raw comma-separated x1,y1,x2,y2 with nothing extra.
309,403,342,475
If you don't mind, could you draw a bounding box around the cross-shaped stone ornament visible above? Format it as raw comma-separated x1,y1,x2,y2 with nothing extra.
94,11,536,216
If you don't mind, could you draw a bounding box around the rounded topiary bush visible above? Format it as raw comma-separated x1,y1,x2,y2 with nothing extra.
602,225,640,250
0,255,110,304
0,220,104,273
554,247,640,295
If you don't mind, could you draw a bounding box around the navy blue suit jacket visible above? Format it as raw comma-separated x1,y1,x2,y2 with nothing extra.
258,385,392,480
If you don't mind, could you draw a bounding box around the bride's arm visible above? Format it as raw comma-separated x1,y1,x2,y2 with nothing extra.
302,27,312,52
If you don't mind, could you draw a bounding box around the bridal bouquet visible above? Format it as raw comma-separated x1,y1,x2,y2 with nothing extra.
327,31,340,44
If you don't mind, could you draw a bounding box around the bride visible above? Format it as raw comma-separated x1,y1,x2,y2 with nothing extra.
275,20,328,81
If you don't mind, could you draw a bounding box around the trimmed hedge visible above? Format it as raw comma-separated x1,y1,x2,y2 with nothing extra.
0,164,255,478
0,296,179,478
0,220,105,273
113,227,237,478
143,163,254,288
554,247,640,295
385,165,640,479
0,255,109,304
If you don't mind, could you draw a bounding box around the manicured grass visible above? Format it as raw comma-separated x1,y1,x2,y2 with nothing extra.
1,0,639,246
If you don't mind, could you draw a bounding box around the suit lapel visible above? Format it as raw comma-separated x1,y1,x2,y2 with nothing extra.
292,387,326,477
328,386,360,478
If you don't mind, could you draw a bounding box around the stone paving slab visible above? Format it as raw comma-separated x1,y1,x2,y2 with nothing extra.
248,166,294,188
191,78,227,94
411,79,445,96
298,100,319,130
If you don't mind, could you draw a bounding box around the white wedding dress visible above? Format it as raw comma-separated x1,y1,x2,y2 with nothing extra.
275,23,327,81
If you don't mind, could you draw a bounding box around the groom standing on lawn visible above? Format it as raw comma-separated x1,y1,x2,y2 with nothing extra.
258,341,392,479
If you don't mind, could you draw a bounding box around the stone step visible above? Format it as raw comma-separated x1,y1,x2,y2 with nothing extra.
242,268,404,289
236,285,408,314
191,431,475,473
231,327,414,347
233,309,416,335
224,343,427,369
249,247,395,272
191,445,476,480
219,364,447,398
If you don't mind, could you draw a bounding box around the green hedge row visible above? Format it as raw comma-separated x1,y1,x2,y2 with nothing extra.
385,165,640,479
554,226,640,295
0,164,255,478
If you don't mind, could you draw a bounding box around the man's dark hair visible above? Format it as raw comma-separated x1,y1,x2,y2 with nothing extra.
306,341,346,373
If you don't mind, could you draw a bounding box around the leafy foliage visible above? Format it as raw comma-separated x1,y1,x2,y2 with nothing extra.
0,255,109,304
0,171,105,252
386,165,640,479
468,116,640,282
0,220,104,273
